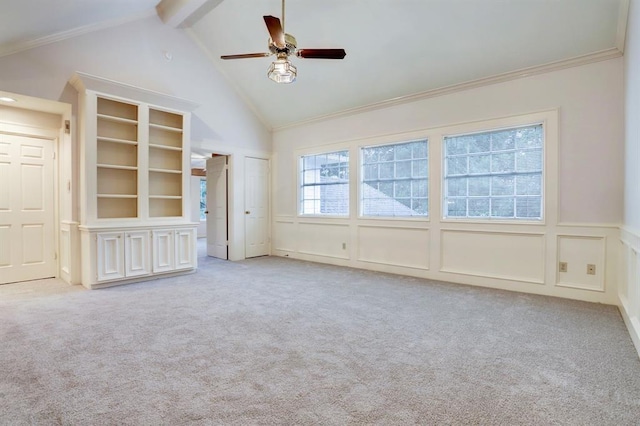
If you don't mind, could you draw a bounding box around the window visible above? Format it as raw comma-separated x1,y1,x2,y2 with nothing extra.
443,124,543,220
199,178,207,221
300,150,349,215
361,140,428,217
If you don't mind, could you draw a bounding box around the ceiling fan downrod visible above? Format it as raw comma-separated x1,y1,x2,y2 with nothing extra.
282,0,286,34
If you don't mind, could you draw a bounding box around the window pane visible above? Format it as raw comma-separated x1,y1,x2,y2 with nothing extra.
396,160,411,178
380,147,394,161
448,177,467,196
361,140,428,217
446,138,467,155
396,144,412,160
516,175,541,195
468,177,490,196
364,164,378,180
491,152,514,173
447,198,467,217
443,124,543,220
491,175,514,195
395,181,411,197
516,149,542,172
516,127,543,149
379,182,393,197
469,154,490,174
447,157,468,176
412,198,428,215
303,156,316,169
469,135,490,153
412,160,427,178
379,162,393,179
199,179,207,221
469,198,490,217
412,179,428,198
491,197,514,217
516,196,542,218
363,148,377,163
413,142,428,158
303,170,316,185
491,130,515,151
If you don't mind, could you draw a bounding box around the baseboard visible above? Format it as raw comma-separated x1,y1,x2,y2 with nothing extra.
619,297,640,358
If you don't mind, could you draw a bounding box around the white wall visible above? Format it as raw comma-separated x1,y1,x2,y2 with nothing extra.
272,58,624,304
0,16,270,154
621,0,640,355
0,15,271,261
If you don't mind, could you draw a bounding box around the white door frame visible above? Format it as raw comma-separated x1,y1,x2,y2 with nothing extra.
0,127,59,283
192,149,271,261
0,90,73,283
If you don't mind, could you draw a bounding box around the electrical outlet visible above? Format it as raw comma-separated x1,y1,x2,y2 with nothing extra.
559,262,568,273
587,264,596,275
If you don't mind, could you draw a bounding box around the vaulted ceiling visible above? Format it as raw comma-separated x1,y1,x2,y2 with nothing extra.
0,0,628,130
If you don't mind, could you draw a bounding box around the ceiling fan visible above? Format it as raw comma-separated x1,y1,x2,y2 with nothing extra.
220,0,347,84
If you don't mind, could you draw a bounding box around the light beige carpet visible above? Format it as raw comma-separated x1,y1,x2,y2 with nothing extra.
2,250,640,425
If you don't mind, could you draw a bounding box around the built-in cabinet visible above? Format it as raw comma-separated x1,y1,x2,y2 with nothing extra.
151,228,197,273
96,230,151,281
71,72,198,289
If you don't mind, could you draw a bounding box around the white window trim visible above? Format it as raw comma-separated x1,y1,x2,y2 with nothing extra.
439,110,558,226
359,139,430,219
291,109,558,225
296,143,353,218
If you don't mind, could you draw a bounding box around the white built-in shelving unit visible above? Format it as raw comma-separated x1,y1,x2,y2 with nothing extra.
70,72,199,289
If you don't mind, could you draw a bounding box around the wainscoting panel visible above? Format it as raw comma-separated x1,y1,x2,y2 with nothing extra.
298,222,350,259
273,218,296,253
357,225,429,270
619,240,629,302
556,235,605,291
60,227,70,276
440,229,545,284
620,227,640,357
59,221,79,284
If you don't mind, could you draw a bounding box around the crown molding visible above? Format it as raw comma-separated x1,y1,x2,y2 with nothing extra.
273,48,622,132
69,71,199,112
0,9,157,58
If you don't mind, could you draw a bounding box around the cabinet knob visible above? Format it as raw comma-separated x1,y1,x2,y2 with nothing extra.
204,210,209,214
245,211,250,215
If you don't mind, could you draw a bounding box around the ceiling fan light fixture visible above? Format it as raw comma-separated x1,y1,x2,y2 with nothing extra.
267,58,297,84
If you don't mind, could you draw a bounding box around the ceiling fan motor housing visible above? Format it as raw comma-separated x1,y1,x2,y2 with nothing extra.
269,33,297,56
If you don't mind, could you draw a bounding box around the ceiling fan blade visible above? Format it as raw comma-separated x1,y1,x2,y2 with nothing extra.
221,53,271,60
296,49,347,59
264,16,285,48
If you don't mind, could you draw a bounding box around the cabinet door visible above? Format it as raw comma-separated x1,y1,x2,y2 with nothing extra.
125,230,151,277
97,232,125,281
152,229,175,273
175,228,196,270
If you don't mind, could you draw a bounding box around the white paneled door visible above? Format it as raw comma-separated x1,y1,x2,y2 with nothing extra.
206,156,228,259
0,133,55,284
245,157,269,258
